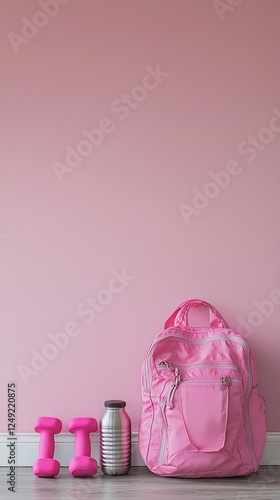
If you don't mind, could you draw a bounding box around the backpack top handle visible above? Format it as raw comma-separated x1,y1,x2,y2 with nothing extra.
164,299,229,329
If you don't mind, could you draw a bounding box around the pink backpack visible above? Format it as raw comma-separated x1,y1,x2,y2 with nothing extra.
139,299,266,478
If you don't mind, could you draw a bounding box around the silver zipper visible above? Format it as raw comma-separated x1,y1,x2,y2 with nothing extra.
157,361,239,371
158,400,168,465
167,376,242,406
158,360,174,370
166,368,181,407
220,376,232,391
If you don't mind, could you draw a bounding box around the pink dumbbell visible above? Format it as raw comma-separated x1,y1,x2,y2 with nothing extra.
33,416,62,477
68,417,98,477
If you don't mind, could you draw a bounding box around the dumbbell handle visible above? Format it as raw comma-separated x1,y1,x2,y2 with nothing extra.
39,429,55,459
74,429,91,457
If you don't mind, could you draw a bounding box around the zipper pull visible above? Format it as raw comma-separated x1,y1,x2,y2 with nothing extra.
158,360,174,370
174,367,181,384
220,376,231,391
167,368,181,408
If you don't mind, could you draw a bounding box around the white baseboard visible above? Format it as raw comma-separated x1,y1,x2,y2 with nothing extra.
259,433,280,465
0,432,279,467
0,432,144,467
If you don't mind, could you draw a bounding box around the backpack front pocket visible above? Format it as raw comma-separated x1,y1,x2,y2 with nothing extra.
158,374,243,467
180,379,230,451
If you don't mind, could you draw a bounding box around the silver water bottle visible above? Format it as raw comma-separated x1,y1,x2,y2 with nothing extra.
100,400,131,475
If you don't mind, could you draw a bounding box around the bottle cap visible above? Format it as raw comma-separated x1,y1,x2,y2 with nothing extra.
104,400,126,408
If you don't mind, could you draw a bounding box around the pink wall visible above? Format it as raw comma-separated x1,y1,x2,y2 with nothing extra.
1,0,280,433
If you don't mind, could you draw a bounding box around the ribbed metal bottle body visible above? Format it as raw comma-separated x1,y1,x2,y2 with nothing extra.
100,403,131,475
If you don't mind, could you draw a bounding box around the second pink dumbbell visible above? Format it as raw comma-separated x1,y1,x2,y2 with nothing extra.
68,417,98,477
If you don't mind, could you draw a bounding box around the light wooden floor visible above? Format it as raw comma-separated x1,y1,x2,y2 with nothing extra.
0,466,279,499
